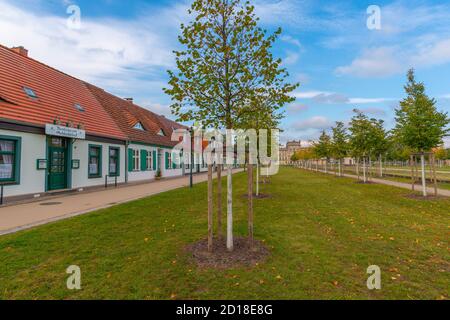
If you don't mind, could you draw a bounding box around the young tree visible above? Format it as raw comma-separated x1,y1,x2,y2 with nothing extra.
370,118,389,177
394,69,450,196
165,0,297,251
313,130,332,173
348,110,372,182
331,122,349,177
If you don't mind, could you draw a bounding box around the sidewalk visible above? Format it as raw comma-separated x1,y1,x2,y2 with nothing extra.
0,169,242,236
298,167,450,197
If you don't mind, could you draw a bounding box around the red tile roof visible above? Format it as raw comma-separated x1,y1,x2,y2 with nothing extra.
0,44,187,147
85,83,187,147
0,44,127,139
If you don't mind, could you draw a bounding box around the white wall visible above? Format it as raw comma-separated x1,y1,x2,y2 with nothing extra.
127,143,157,182
71,140,126,189
0,129,46,197
127,144,183,181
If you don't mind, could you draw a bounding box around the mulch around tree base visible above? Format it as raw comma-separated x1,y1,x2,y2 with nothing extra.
405,194,445,201
355,180,377,184
241,193,272,199
185,237,271,269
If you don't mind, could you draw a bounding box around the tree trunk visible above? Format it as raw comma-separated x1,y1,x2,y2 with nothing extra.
248,163,254,247
256,162,259,196
338,159,342,177
207,165,213,252
421,153,427,197
379,154,383,177
356,157,360,180
363,157,367,183
226,164,233,251
325,159,328,173
217,164,222,238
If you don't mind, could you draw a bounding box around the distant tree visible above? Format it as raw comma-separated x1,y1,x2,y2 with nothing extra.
331,122,349,177
313,130,332,172
394,69,450,196
349,110,372,182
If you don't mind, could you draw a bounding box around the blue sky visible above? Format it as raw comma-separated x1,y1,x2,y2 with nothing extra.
1,0,449,145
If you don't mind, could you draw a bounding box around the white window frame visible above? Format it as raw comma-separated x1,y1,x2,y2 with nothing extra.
168,153,172,169
146,150,153,171
133,149,140,171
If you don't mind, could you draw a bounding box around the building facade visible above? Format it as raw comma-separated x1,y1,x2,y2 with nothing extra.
279,140,303,164
0,45,187,201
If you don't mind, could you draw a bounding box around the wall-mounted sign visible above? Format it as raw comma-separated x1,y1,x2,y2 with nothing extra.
72,160,80,169
36,159,47,170
45,124,86,139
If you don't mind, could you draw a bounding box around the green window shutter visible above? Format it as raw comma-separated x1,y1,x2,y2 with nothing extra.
172,153,176,169
165,152,169,170
152,150,157,171
141,150,147,171
128,148,133,172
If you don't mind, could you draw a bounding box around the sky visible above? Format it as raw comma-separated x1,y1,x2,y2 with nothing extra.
0,0,449,146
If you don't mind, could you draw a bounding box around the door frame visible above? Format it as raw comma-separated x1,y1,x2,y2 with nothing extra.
45,136,72,191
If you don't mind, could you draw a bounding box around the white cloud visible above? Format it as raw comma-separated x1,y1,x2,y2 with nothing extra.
0,0,188,97
284,50,300,65
411,38,450,68
286,104,308,113
335,47,403,78
294,91,394,105
281,35,302,49
291,116,332,131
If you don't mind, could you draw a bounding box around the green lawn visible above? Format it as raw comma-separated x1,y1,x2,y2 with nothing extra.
0,167,449,300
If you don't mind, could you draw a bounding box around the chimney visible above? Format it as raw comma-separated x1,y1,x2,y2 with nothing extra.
11,46,28,57
124,97,133,103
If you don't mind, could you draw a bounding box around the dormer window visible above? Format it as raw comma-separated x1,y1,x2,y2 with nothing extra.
133,122,145,131
158,129,165,136
74,103,85,112
23,87,38,99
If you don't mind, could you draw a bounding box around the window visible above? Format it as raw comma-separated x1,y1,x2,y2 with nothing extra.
167,153,172,169
146,150,152,171
109,147,120,176
88,145,102,178
0,137,21,183
158,129,165,136
74,103,85,112
23,87,38,99
133,122,145,131
132,149,140,171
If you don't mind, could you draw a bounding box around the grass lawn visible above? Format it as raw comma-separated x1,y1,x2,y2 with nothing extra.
0,167,449,300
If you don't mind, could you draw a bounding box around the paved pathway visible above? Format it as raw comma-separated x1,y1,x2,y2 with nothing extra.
0,170,242,236
298,167,450,197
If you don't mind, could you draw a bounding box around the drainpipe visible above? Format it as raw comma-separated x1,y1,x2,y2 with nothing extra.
125,141,129,184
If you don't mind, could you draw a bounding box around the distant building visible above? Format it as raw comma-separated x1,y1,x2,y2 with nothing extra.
279,140,303,164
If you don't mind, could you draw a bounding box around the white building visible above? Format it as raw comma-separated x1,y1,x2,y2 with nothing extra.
0,45,186,203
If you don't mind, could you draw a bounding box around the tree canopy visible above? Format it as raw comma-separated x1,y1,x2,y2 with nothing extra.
394,69,449,153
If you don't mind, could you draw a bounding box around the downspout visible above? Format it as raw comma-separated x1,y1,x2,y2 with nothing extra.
125,140,130,184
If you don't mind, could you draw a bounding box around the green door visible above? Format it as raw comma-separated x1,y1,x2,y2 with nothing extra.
47,137,67,191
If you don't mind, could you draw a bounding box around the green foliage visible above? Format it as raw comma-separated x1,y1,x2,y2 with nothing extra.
164,0,298,129
394,69,450,152
313,130,332,159
331,122,349,159
348,109,389,158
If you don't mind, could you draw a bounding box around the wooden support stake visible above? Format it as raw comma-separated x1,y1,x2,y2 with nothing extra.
207,165,213,252
248,163,254,247
217,164,222,238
